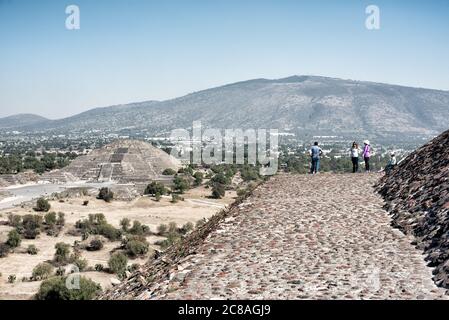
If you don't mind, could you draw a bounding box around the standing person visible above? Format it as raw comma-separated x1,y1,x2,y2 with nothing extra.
362,140,371,172
309,142,323,174
350,142,359,173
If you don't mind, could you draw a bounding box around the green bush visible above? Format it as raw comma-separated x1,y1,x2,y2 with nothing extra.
97,188,113,202
125,237,149,257
108,252,128,277
144,181,167,196
193,172,204,186
172,176,189,194
44,212,57,226
22,214,43,239
129,220,150,236
54,242,71,265
87,238,103,251
7,214,22,228
157,224,168,236
97,223,121,241
32,262,54,281
6,229,21,248
73,258,88,272
35,198,51,212
0,243,10,258
211,183,226,199
120,218,130,232
27,244,38,255
162,168,177,176
56,212,65,226
35,276,102,300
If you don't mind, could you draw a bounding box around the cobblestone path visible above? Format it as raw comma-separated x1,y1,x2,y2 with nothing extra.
155,174,447,299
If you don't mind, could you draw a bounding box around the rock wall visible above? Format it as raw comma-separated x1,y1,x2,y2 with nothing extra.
376,129,449,289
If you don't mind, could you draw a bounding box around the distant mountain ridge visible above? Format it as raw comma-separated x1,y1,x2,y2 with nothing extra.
0,114,51,130
2,76,449,140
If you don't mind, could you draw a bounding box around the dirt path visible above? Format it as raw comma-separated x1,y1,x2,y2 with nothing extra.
152,174,447,300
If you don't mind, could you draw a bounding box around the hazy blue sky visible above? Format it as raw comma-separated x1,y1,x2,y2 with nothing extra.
1,0,448,118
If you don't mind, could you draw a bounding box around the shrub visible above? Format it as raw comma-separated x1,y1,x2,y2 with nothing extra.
125,237,149,258
82,200,89,206
32,263,54,281
35,198,51,212
108,252,128,278
172,176,189,194
87,238,103,251
162,168,176,176
168,222,178,234
6,229,21,248
56,212,65,226
211,183,226,199
97,188,113,202
193,172,204,186
73,258,88,272
44,212,57,226
97,224,121,241
181,222,194,234
237,188,247,197
129,220,150,236
144,181,167,196
54,242,71,265
171,194,180,203
27,244,38,255
95,264,104,272
196,218,207,229
35,276,102,300
157,224,168,236
155,193,161,201
7,214,22,228
22,214,43,239
8,274,16,283
120,218,130,232
0,243,10,258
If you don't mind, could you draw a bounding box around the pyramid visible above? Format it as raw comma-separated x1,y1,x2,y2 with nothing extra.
62,139,181,184
377,128,449,289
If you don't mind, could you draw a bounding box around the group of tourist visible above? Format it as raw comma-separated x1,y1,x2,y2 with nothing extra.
309,141,397,174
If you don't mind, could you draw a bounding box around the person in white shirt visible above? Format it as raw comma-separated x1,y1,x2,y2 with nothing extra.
350,142,360,173
385,152,397,174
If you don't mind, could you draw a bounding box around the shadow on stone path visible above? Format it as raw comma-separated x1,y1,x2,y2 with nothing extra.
155,174,448,300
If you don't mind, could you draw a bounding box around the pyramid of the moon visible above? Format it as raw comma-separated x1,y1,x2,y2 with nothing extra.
63,139,181,183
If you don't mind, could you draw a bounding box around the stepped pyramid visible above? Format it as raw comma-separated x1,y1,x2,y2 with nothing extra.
58,139,180,184
377,128,449,289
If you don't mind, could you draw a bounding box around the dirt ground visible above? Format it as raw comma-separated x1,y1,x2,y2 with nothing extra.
0,185,237,300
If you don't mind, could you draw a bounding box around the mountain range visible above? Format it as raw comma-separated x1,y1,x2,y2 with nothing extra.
2,76,449,140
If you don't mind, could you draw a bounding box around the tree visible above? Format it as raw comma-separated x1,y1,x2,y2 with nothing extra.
32,263,54,281
35,276,102,300
193,172,204,186
211,183,226,199
120,218,131,232
97,187,113,202
108,252,128,278
22,214,43,239
6,229,21,248
54,242,71,265
35,198,50,212
173,176,189,194
144,181,167,196
44,212,57,226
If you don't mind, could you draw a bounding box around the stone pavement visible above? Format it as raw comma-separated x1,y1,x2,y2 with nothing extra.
150,173,446,300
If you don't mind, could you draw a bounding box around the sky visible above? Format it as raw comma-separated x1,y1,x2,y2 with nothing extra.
1,0,449,119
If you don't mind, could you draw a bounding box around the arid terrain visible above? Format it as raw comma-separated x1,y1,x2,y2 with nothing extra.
0,185,236,299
